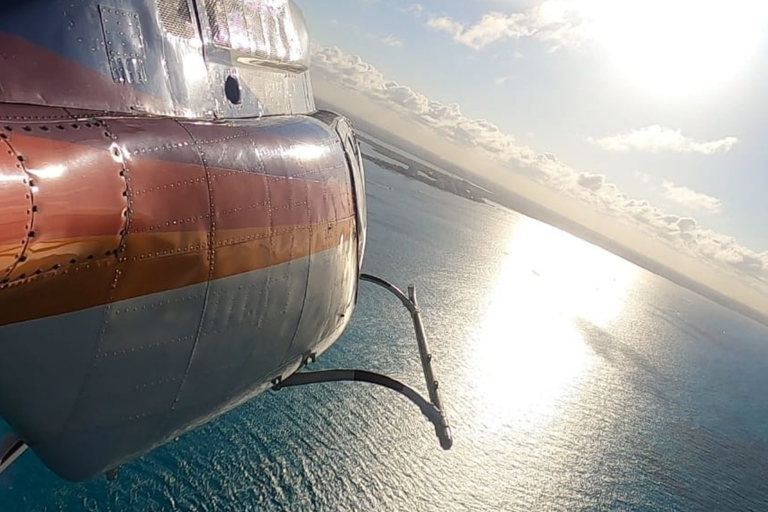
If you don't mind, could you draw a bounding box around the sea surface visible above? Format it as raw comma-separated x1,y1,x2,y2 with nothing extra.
3,162,768,511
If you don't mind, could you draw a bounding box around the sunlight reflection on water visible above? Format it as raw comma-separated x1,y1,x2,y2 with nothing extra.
466,218,639,434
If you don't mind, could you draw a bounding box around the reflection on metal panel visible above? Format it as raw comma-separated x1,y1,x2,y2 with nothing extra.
234,66,314,115
202,0,309,70
0,147,32,283
0,114,126,284
0,0,312,117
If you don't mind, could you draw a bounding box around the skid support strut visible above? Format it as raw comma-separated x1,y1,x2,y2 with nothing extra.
274,274,453,450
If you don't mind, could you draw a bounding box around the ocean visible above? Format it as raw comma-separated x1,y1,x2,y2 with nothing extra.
2,162,768,511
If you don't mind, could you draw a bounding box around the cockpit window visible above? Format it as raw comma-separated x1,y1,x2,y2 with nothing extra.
157,0,196,39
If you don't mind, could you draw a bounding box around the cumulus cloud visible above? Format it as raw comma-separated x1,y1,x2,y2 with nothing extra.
661,182,723,213
310,45,768,285
426,2,586,51
589,125,738,155
427,13,531,50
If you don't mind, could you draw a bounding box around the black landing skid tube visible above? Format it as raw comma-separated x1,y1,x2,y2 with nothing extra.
273,274,453,451
0,433,27,477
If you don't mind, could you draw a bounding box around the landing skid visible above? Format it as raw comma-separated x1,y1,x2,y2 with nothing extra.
274,274,453,450
0,433,27,476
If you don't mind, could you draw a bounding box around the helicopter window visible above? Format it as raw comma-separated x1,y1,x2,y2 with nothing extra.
157,0,196,39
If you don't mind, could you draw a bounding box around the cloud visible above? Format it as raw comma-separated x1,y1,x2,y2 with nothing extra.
589,125,738,155
310,46,768,285
427,13,531,50
426,2,586,51
398,4,424,17
495,76,512,85
661,182,723,213
576,173,605,192
367,33,404,48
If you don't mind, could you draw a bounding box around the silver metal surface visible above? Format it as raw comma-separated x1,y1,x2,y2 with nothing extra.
100,6,149,85
0,0,313,118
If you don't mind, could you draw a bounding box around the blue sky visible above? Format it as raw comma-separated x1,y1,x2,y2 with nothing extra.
293,0,768,300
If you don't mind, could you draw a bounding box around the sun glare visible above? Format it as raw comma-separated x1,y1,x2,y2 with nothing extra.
466,219,638,434
579,0,768,96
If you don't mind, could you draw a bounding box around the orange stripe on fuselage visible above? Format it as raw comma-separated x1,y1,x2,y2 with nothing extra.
0,218,355,327
0,113,358,326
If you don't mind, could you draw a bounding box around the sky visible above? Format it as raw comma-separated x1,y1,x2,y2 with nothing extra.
292,0,768,308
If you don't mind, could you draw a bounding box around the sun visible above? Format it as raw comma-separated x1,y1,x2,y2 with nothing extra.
578,0,768,96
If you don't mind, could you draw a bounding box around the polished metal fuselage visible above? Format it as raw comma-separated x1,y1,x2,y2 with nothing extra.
0,0,367,481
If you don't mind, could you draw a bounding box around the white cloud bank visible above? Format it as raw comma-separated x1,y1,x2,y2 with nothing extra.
661,181,723,213
590,125,738,155
310,45,768,289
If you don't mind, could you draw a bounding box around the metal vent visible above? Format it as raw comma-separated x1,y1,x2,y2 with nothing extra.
243,1,267,58
205,0,231,47
157,0,196,39
204,0,309,70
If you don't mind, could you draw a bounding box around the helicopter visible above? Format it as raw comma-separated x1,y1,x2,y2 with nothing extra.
0,0,450,483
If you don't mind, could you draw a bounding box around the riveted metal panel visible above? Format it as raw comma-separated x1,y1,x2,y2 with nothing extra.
0,119,126,284
0,0,314,119
65,284,208,432
198,0,314,117
287,235,357,361
99,6,149,85
174,262,298,408
104,117,211,302
0,107,364,482
173,116,310,408
0,141,32,282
